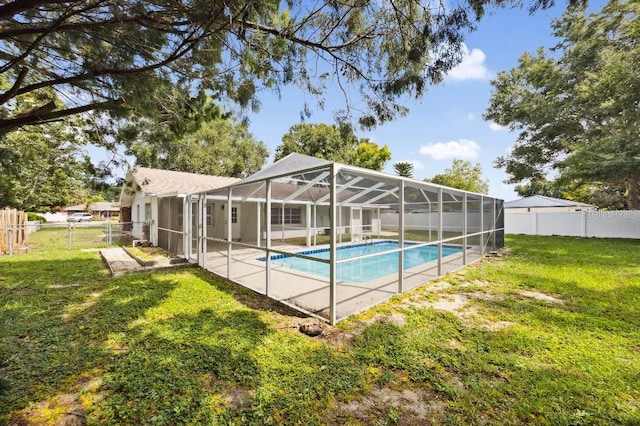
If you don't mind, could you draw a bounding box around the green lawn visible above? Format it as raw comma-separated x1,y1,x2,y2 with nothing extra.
1,230,639,424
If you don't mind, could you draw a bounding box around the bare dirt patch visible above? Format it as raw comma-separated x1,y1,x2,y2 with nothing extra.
404,292,514,331
198,373,253,411
468,291,505,302
11,377,104,426
47,283,82,289
336,387,447,423
519,290,564,305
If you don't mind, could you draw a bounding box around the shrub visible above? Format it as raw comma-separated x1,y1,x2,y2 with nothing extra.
26,212,47,223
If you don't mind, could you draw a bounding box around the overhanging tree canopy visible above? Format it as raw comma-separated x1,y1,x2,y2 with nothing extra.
1,0,580,135
485,0,640,209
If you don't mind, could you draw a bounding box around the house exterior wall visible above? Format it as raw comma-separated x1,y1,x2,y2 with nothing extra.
505,206,593,213
205,200,228,240
130,191,149,240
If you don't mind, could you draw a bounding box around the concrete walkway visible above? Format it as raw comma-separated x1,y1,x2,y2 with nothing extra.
100,247,193,277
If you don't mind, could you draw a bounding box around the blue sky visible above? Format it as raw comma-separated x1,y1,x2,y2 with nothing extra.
242,0,607,202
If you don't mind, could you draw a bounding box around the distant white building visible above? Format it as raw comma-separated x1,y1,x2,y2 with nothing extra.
504,195,596,213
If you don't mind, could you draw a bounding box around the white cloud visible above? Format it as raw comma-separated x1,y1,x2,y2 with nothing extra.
489,121,507,132
401,159,424,169
468,112,475,121
448,44,490,81
419,139,480,160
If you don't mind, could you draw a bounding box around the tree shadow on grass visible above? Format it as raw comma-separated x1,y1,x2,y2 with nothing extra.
1,252,350,425
193,267,309,320
0,254,180,424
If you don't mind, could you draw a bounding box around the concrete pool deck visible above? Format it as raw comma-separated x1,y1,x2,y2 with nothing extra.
202,239,483,322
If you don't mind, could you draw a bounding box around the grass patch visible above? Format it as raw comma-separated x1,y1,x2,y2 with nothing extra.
125,245,175,261
1,234,639,424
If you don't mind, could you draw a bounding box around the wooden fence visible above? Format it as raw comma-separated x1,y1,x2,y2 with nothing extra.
0,209,28,254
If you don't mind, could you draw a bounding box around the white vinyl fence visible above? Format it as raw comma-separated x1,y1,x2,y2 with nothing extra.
505,211,640,239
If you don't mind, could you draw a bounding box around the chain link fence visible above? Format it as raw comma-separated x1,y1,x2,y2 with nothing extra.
0,221,140,255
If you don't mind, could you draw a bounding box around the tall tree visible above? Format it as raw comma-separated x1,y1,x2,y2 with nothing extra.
128,118,268,178
0,123,90,211
393,162,414,178
0,82,103,210
485,0,640,209
275,122,390,171
425,159,489,194
0,0,581,136
353,142,392,171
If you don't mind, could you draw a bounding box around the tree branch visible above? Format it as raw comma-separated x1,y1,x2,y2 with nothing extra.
0,13,190,37
238,18,378,53
0,99,122,134
0,0,72,21
0,67,28,105
8,27,205,101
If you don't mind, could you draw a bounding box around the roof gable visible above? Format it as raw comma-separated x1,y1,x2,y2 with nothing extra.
233,153,333,186
119,167,241,205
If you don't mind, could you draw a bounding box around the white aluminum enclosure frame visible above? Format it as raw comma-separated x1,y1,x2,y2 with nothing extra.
191,153,504,324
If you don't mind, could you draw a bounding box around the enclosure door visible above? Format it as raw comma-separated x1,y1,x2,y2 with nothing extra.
351,207,362,238
362,209,372,233
189,200,199,262
231,206,241,241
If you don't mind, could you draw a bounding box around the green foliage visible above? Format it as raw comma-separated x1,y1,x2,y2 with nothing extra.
515,179,566,199
0,0,573,135
275,122,391,171
126,111,268,178
0,121,88,210
485,0,640,209
425,159,489,194
393,161,414,178
25,212,46,223
354,141,392,171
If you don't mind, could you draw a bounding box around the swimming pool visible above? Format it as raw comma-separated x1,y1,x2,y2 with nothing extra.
260,241,462,283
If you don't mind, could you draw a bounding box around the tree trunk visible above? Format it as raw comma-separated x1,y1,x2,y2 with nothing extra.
627,172,640,210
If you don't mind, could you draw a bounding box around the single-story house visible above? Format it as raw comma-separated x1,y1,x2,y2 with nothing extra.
64,202,120,219
504,195,596,213
117,154,505,324
117,166,240,250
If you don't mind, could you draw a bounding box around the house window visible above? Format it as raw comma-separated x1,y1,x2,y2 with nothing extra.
271,207,301,225
231,207,238,224
145,203,152,222
206,204,214,226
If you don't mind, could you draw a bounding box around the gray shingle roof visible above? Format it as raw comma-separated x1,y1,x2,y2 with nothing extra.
504,195,594,209
131,167,240,195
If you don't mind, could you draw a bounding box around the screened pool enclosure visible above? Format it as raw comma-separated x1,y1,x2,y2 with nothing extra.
169,154,504,324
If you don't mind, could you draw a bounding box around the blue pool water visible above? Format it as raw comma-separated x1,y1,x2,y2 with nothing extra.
260,241,462,283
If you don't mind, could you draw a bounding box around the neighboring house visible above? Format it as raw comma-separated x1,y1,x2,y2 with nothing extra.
117,167,240,250
504,195,597,213
64,202,120,219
